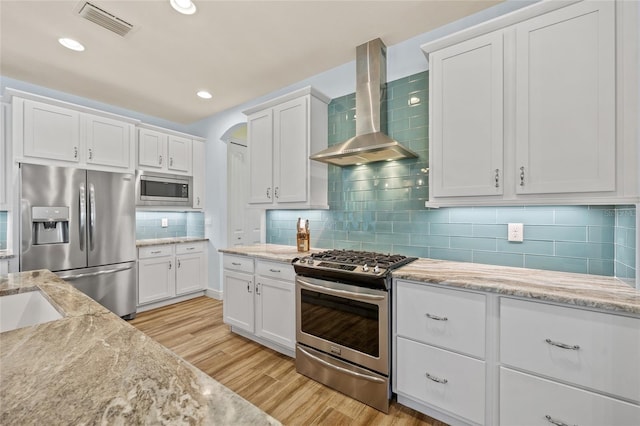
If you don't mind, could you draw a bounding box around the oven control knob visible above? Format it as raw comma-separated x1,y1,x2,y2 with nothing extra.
308,258,314,265
299,258,306,264
373,264,380,274
362,264,369,272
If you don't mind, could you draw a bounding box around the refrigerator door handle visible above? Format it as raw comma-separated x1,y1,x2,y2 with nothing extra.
79,183,86,251
88,183,96,251
57,264,134,281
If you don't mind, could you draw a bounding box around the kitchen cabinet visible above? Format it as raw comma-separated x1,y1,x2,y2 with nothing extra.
393,276,640,426
394,280,487,425
12,95,136,173
423,0,638,206
137,126,193,176
243,86,330,209
137,241,207,308
222,254,295,356
500,298,640,413
191,139,205,209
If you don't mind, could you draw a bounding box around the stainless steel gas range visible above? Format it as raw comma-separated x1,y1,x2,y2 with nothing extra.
292,249,417,413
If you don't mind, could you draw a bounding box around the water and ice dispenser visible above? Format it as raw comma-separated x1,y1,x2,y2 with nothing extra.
32,207,69,245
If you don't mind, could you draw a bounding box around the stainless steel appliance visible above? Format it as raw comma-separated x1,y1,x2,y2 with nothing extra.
293,250,417,413
135,170,192,207
20,163,137,319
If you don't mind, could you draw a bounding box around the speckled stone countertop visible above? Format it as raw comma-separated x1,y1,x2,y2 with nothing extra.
0,250,14,259
0,270,280,425
137,236,208,247
394,258,640,316
219,243,320,263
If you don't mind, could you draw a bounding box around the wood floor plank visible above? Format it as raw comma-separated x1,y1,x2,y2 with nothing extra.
130,296,444,425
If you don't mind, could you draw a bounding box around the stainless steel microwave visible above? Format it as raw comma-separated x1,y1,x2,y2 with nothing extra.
135,171,192,207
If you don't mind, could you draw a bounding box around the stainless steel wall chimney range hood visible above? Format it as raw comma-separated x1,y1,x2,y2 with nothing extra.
309,38,418,166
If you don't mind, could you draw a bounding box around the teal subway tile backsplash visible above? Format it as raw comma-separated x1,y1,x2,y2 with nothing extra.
265,71,636,280
136,211,204,240
0,211,7,250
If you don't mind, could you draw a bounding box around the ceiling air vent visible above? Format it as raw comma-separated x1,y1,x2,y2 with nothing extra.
78,2,134,37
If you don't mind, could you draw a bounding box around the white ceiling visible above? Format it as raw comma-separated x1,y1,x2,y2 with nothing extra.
0,0,502,124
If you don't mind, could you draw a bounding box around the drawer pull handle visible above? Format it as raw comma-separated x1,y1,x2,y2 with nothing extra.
186,247,195,250
425,372,448,384
425,313,448,321
545,339,580,351
269,268,281,273
150,250,161,254
545,414,575,426
232,262,241,266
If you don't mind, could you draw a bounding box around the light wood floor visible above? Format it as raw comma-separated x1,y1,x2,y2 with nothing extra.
130,296,447,426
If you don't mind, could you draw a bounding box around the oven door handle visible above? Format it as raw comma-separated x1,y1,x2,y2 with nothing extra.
297,346,385,384
297,278,385,301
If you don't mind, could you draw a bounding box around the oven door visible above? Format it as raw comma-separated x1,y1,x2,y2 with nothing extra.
295,275,389,374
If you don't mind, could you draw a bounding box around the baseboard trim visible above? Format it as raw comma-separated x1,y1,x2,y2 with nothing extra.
206,288,223,300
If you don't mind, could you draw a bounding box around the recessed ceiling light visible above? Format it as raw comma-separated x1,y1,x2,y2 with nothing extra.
197,90,212,99
58,38,85,52
170,0,196,15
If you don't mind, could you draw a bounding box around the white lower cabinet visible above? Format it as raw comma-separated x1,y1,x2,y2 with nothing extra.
396,337,486,425
138,242,207,308
500,368,640,426
394,280,487,425
222,255,295,356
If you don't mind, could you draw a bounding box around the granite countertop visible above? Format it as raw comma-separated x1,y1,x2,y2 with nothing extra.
219,243,320,263
0,270,280,425
0,250,15,260
394,258,640,316
137,237,209,247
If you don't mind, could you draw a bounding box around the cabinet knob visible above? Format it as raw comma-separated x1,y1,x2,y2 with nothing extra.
545,415,572,426
494,169,500,188
255,282,261,295
196,196,200,206
159,155,163,165
88,148,93,160
170,157,174,167
247,281,252,293
274,187,279,199
74,146,78,159
545,338,580,351
520,166,525,186
425,313,448,321
168,261,172,270
177,260,181,268
425,372,448,384
266,187,271,199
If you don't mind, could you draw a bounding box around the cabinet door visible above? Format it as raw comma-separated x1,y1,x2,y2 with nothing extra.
23,100,80,163
222,270,254,333
430,32,503,197
515,1,615,194
255,276,295,349
167,135,192,174
247,109,274,204
138,129,166,169
273,97,308,203
192,139,205,208
84,114,133,170
138,256,175,305
176,253,205,295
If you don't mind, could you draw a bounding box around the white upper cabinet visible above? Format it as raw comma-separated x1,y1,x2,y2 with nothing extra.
514,1,615,195
83,114,134,170
191,139,205,209
137,126,193,176
244,86,330,209
430,32,504,197
22,99,81,163
12,93,137,173
423,0,638,206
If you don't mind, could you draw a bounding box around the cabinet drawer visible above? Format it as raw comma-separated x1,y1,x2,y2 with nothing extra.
500,367,640,426
396,280,486,358
500,297,640,402
138,245,173,259
256,260,295,281
176,241,204,255
223,255,254,274
396,337,486,425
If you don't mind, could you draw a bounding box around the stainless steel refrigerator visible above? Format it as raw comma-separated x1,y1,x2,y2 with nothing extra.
20,163,137,319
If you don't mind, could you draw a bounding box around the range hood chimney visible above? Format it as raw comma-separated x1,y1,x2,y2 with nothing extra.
310,38,418,166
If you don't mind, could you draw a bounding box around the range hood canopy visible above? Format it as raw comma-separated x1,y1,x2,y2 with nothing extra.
310,38,418,166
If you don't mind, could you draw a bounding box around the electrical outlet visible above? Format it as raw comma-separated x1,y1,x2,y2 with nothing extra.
508,223,524,242
161,218,168,228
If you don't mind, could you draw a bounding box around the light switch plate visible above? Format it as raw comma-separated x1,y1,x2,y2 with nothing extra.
161,218,168,228
508,223,524,242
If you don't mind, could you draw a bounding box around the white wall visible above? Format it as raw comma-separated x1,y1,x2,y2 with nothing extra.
190,0,536,294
